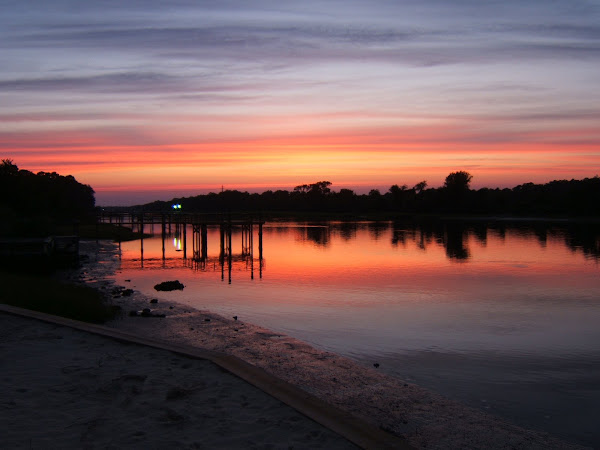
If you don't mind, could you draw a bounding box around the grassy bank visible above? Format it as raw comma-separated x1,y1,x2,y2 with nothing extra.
0,271,118,324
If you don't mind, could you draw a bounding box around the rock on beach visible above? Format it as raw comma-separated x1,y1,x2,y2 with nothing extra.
153,280,185,291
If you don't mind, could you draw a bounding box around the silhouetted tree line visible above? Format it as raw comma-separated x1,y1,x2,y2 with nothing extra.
1,159,95,236
139,171,600,217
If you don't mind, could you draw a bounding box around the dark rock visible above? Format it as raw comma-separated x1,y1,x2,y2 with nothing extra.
141,308,152,317
233,316,238,321
121,288,134,296
125,279,131,282
150,299,158,304
169,306,174,309
154,280,184,291
204,318,211,322
373,363,380,368
128,310,138,317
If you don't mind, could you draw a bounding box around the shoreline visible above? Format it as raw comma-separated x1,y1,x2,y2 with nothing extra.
67,240,587,449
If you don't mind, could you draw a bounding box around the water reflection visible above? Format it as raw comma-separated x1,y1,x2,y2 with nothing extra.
367,221,388,241
444,223,470,260
338,221,358,241
123,221,600,287
116,219,600,446
122,224,264,283
298,225,330,247
291,220,600,261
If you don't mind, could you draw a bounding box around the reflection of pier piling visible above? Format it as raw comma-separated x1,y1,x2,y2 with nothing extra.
192,224,208,268
258,222,263,278
218,223,234,283
98,211,264,281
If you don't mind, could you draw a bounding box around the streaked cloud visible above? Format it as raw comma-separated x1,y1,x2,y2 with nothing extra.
1,0,599,204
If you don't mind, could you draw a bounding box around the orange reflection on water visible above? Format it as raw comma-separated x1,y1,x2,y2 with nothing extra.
269,230,593,305
118,222,599,306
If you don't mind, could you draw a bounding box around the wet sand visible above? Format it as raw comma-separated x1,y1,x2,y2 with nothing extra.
47,240,590,448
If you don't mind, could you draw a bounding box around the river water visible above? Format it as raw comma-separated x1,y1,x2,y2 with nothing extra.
113,219,600,447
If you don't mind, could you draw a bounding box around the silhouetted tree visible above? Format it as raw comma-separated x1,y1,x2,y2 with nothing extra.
293,184,311,194
0,160,96,236
389,184,408,195
388,184,409,210
442,171,473,213
309,181,332,195
413,180,428,194
367,189,386,210
333,188,357,212
1,159,19,175
444,171,472,192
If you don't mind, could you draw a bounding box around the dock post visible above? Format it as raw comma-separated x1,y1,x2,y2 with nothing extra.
258,222,262,261
192,225,197,260
161,215,166,260
201,224,207,261
182,219,187,259
250,221,254,280
140,213,144,267
228,225,232,284
218,223,224,281
219,224,225,261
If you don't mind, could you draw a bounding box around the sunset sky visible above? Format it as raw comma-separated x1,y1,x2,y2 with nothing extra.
1,1,599,205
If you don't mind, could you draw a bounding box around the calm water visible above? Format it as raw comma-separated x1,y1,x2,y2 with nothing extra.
114,220,600,447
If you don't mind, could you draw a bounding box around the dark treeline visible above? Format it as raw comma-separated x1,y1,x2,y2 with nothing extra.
137,171,600,218
1,159,95,236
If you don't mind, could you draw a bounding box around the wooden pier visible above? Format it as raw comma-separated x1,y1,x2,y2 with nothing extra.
98,212,265,282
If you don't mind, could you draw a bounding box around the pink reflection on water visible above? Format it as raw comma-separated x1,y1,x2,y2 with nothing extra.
117,221,599,311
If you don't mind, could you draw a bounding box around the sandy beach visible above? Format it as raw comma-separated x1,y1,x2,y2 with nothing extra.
1,311,362,449
1,240,590,449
